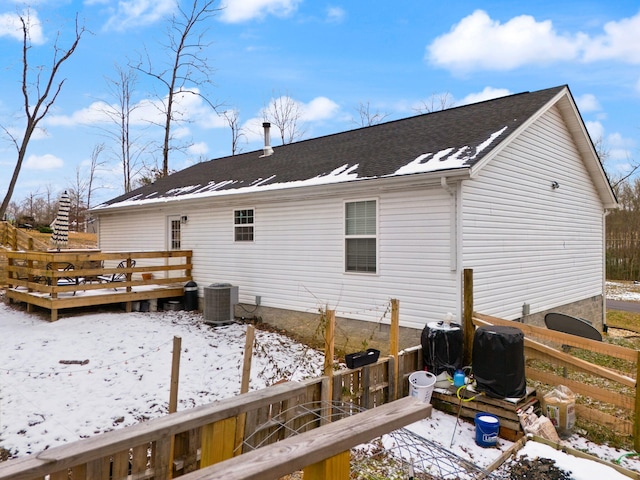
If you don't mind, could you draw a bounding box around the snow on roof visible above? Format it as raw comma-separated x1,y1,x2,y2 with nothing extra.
94,87,568,212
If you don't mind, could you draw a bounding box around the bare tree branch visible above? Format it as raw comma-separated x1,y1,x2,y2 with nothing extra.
262,91,306,145
353,101,389,127
131,0,220,177
0,11,87,219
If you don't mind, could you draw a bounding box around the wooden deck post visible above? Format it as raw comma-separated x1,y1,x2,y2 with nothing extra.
463,268,474,368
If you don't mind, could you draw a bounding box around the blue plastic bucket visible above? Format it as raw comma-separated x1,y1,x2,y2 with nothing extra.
475,413,500,447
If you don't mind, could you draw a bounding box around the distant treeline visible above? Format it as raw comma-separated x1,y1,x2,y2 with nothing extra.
606,178,640,280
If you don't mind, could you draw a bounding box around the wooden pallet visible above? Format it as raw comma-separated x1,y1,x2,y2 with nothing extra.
431,386,539,442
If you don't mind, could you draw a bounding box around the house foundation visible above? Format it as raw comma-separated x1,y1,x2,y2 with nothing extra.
231,294,605,357
519,295,604,330
233,303,423,356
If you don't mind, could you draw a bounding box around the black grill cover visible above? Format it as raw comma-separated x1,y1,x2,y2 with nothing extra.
421,322,463,376
473,325,526,399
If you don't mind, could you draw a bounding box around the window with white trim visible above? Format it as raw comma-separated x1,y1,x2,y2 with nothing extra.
169,217,181,250
234,209,254,241
345,200,377,273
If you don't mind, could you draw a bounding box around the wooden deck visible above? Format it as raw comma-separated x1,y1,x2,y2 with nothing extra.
5,250,192,321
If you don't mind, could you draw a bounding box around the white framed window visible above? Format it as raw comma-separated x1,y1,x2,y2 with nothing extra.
234,208,254,242
168,215,181,250
345,199,377,273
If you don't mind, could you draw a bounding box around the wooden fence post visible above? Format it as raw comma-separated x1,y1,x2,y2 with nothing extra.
169,336,182,414
463,268,474,368
234,325,255,456
390,299,400,400
324,309,336,398
306,309,350,479
635,350,640,452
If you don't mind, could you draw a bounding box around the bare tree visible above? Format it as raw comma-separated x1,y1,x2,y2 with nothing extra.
262,92,306,145
87,143,106,210
0,12,86,220
103,65,145,192
68,166,89,231
413,92,455,114
353,101,389,127
222,108,245,155
133,0,220,177
594,134,640,192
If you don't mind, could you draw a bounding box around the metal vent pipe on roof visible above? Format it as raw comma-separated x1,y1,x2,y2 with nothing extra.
261,122,274,157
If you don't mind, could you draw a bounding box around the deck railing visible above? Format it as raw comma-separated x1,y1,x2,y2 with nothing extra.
5,250,192,320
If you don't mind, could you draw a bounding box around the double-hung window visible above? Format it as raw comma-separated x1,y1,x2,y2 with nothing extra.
345,200,377,273
234,209,254,241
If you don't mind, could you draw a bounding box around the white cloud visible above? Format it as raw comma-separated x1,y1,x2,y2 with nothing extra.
219,0,301,23
0,10,45,45
326,6,346,23
428,10,640,74
24,153,63,170
46,88,220,129
585,121,605,142
586,124,636,162
583,12,640,63
47,101,115,126
575,93,601,113
302,96,340,121
102,0,177,32
427,10,583,73
459,87,511,105
187,142,208,156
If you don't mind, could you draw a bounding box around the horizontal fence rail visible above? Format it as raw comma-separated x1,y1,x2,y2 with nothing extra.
5,250,192,320
473,312,639,449
0,347,425,480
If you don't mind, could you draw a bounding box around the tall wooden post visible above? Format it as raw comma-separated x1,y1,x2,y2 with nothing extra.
306,309,348,479
169,336,182,414
463,269,474,368
635,350,640,452
324,309,336,403
390,299,400,400
234,325,255,456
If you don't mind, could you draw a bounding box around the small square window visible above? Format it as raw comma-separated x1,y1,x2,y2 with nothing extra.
234,209,254,241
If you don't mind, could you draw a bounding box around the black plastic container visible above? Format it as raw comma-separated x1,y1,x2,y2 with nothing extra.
473,325,526,399
345,348,380,369
421,321,463,376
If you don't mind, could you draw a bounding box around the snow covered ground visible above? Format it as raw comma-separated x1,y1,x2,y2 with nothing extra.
1,285,639,478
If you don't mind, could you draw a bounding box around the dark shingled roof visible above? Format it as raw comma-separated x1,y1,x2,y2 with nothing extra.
98,85,566,208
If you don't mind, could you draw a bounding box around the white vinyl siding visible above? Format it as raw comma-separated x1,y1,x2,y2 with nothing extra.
97,184,456,330
462,105,604,320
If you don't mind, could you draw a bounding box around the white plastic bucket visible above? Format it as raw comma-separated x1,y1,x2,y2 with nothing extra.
409,371,437,404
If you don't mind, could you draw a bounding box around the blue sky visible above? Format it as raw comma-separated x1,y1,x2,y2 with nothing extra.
1,0,639,207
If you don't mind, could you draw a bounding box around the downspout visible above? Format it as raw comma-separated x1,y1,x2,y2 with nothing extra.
441,177,458,271
603,209,611,332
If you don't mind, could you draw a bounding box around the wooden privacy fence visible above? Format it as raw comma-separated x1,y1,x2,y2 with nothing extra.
5,250,192,320
473,312,640,450
0,349,425,480
0,221,49,252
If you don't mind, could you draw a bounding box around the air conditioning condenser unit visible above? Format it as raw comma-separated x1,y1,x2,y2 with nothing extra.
203,283,239,325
